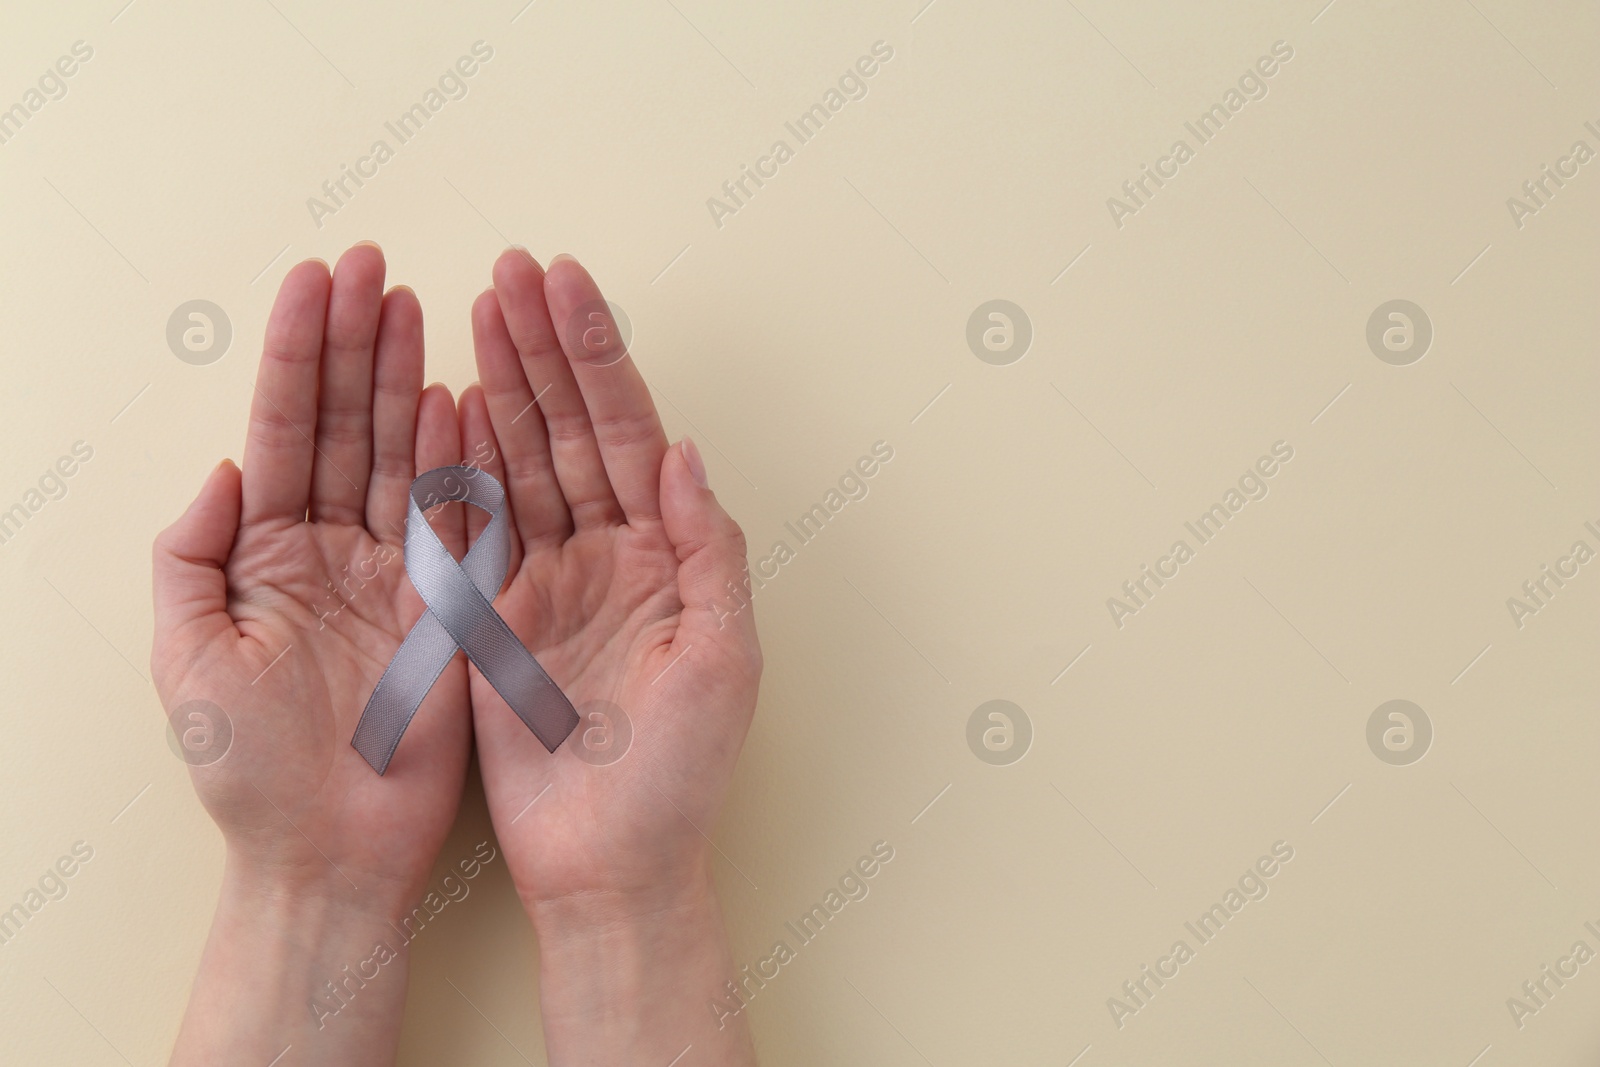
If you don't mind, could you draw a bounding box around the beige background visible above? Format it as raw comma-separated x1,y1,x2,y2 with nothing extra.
1,0,1596,1063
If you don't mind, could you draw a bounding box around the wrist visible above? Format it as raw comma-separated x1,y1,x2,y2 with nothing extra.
222,845,418,923
173,855,418,1066
524,847,716,937
528,854,757,1067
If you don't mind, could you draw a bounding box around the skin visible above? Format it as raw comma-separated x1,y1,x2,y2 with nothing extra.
154,244,762,1066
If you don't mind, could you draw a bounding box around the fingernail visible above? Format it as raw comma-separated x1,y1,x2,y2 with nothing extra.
505,246,544,268
354,240,383,252
549,252,577,267
683,437,708,489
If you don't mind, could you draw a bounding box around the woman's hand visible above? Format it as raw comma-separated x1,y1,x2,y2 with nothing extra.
462,249,762,1065
154,245,472,1065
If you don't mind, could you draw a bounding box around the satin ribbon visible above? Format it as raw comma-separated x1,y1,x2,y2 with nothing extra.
352,466,578,774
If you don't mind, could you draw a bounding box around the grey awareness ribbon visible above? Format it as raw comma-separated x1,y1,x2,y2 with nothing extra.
352,465,578,774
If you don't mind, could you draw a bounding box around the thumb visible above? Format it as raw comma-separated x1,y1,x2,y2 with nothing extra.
153,459,242,650
659,438,759,663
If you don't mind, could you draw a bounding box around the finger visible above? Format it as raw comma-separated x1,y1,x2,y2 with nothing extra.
491,249,621,529
310,242,386,524
471,281,572,546
241,259,331,526
415,384,465,561
386,385,472,783
457,383,523,586
543,253,668,525
152,459,242,659
659,438,760,663
366,285,424,543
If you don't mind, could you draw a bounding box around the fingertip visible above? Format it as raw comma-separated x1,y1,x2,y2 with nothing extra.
197,455,243,504
331,246,387,317
338,241,386,271
667,437,710,491
276,258,332,306
660,438,710,534
419,382,455,430
457,381,488,424
417,384,462,463
540,257,611,356
161,457,243,556
681,436,708,489
379,285,423,340
542,253,591,298
472,286,502,329
457,385,500,472
212,456,243,497
504,245,542,270
493,247,543,292
416,385,466,545
276,259,333,310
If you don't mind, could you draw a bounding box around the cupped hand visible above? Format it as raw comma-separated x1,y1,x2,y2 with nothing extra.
151,244,472,909
460,249,762,912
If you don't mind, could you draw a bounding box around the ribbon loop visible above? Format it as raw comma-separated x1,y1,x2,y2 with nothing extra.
352,466,579,774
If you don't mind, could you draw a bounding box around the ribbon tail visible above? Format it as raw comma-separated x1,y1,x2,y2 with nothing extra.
423,585,580,752
350,609,460,774
468,638,580,752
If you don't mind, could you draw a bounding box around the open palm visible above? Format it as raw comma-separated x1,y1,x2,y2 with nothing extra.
151,247,472,905
459,250,762,908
